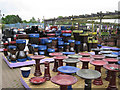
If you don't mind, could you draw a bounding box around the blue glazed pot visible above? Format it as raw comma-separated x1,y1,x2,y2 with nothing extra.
58,41,64,45
45,40,52,43
31,44,39,48
16,39,26,44
8,45,16,49
20,67,31,78
38,45,47,50
64,43,70,45
40,38,48,44
49,37,58,40
47,48,55,53
29,34,39,38
57,37,63,41
68,40,75,43
39,51,45,55
17,58,27,62
27,56,32,60
62,33,71,37
75,41,81,45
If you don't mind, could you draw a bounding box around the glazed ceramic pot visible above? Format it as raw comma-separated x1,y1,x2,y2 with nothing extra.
29,34,39,44
20,67,31,78
62,33,71,42
75,41,81,53
68,40,75,52
49,37,58,48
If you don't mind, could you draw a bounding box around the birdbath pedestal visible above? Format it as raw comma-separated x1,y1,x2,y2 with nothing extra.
77,69,101,90
30,55,45,76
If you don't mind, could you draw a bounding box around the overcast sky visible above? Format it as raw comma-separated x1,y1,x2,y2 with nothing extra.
0,0,119,21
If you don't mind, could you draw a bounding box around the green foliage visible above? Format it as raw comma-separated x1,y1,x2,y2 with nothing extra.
2,15,22,24
58,16,63,18
29,17,38,23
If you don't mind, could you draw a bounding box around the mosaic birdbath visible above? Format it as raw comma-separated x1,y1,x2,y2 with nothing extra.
91,55,105,60
30,55,45,76
53,56,68,72
103,64,120,90
103,58,118,81
63,58,80,67
57,66,80,89
67,54,82,59
79,57,92,69
79,52,91,57
77,69,101,90
101,48,111,51
90,60,108,85
50,74,78,90
91,48,101,55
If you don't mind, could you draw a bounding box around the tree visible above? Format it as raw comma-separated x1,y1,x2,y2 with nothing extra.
29,17,38,23
2,15,22,24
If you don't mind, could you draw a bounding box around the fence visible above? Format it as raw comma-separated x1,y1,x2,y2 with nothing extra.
4,23,44,29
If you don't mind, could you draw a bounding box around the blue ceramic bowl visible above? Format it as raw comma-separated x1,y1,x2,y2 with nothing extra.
40,38,48,44
62,33,71,37
49,37,58,40
17,58,27,62
20,67,31,78
57,66,80,74
8,45,16,49
57,37,63,41
45,40,52,43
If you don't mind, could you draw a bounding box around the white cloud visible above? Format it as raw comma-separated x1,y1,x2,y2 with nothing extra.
0,0,119,20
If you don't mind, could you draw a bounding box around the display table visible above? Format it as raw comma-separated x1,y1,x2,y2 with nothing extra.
2,53,54,68
20,65,119,89
77,69,101,90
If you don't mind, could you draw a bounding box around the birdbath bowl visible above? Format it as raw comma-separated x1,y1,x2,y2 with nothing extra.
29,77,46,85
49,52,63,57
79,57,92,69
67,54,82,59
63,58,80,67
103,58,118,63
103,64,120,90
51,74,78,90
101,48,111,51
30,55,45,76
100,51,112,54
90,60,108,85
111,48,120,52
91,48,101,55
104,54,118,58
79,52,91,57
63,52,75,56
76,69,101,90
57,66,80,74
92,55,105,60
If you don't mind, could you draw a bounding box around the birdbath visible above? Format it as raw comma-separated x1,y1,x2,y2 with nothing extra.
101,48,111,51
79,57,92,69
104,54,118,58
79,52,91,57
103,58,118,81
49,52,63,57
77,69,101,90
50,74,78,90
90,60,108,85
63,58,80,67
91,48,101,55
67,54,82,59
30,55,45,76
53,56,68,72
91,55,105,60
57,66,80,89
63,52,75,56
100,51,112,55
103,64,120,90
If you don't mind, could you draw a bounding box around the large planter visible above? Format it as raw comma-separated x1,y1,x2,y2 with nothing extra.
73,30,83,41
79,34,88,43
